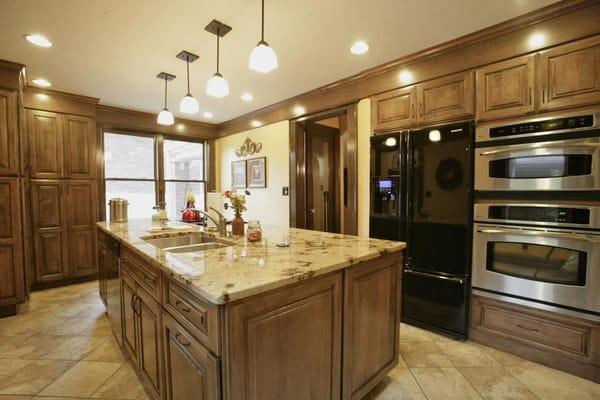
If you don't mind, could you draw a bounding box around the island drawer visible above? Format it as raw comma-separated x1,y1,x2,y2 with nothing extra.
121,247,161,301
164,278,221,355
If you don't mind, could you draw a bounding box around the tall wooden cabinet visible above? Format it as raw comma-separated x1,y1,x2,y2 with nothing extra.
26,108,98,287
0,89,19,176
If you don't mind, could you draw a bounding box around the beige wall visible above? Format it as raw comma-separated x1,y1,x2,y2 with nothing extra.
214,121,290,227
357,98,371,238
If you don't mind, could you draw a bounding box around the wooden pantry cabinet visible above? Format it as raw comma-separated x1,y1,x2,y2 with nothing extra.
30,179,97,283
371,70,474,132
0,89,19,176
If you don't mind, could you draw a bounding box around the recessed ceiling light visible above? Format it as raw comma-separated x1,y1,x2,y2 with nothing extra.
350,40,369,55
24,34,52,47
203,111,213,119
293,105,305,115
241,92,254,101
251,120,262,128
32,78,51,87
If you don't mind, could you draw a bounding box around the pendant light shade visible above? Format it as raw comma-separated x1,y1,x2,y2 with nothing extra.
206,73,230,98
156,72,176,126
205,20,232,98
177,51,200,114
249,0,278,73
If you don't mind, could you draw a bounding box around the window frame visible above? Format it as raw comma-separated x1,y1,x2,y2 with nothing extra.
100,129,208,221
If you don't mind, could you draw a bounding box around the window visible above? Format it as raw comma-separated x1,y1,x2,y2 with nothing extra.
103,132,206,221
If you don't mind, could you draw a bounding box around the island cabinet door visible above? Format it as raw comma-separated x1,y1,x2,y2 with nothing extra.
162,313,220,400
224,272,343,400
136,285,164,400
121,265,138,363
342,252,402,400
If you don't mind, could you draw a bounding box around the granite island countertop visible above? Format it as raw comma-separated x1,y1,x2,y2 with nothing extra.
97,219,405,305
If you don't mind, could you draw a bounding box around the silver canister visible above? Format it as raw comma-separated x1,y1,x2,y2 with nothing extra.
108,198,129,222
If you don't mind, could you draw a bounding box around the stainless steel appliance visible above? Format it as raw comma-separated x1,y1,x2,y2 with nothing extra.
370,121,474,338
472,202,600,315
108,198,129,222
105,235,122,344
475,108,600,192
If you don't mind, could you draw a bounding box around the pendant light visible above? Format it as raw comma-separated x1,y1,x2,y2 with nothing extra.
177,51,200,114
205,20,231,98
156,72,176,126
249,0,278,73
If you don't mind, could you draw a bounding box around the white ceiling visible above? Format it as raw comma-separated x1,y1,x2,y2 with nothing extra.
0,0,557,123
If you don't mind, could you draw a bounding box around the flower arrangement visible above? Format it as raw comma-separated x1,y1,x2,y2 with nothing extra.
223,189,250,216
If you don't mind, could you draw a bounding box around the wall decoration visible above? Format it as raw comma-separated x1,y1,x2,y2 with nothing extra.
231,160,247,188
235,137,263,157
247,157,267,188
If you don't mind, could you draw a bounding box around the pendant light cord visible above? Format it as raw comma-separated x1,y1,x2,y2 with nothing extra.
216,34,220,74
261,0,265,41
164,77,168,109
186,60,190,94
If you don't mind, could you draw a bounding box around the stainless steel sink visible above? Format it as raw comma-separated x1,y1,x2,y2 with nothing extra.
143,233,233,253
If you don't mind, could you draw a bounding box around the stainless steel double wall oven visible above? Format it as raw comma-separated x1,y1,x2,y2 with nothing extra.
473,108,600,319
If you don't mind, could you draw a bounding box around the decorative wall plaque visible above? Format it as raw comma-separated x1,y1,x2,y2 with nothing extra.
235,137,263,157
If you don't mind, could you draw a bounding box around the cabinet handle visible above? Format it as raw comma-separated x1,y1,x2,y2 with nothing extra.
143,275,155,285
174,332,191,347
528,87,532,105
411,104,415,118
130,294,137,314
517,324,540,333
542,85,546,103
175,300,192,313
419,103,423,116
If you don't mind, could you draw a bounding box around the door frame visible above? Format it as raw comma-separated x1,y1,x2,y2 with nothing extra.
289,103,358,234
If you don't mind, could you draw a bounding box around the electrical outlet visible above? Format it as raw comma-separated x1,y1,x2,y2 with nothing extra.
282,186,289,196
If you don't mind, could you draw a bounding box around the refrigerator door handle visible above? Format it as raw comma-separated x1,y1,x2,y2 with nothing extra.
404,268,465,284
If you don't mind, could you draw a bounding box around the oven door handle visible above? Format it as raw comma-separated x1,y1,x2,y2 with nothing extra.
404,269,465,284
479,141,600,156
477,228,600,244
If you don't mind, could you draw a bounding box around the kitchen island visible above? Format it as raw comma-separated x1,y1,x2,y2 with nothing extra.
96,219,405,400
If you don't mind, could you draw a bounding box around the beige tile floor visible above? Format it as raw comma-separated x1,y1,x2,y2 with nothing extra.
1,281,598,400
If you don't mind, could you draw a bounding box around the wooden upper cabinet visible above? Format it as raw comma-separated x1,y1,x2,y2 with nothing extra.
417,70,474,124
0,177,24,306
64,115,96,179
476,54,535,121
538,35,600,111
0,90,18,176
28,110,64,179
371,86,417,132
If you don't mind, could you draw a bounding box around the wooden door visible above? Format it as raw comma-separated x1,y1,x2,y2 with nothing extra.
0,89,18,176
225,272,342,400
417,70,475,124
371,86,417,132
538,36,600,111
30,180,68,282
27,110,64,179
0,177,24,306
342,253,401,400
137,285,164,400
64,115,96,179
476,54,535,121
163,313,220,400
121,265,138,363
66,180,97,278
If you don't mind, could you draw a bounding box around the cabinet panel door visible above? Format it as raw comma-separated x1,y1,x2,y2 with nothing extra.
121,266,138,363
137,286,164,400
27,110,64,179
343,253,401,400
66,181,97,277
539,36,600,111
417,70,474,124
31,180,68,282
371,86,417,132
225,273,342,400
476,54,535,121
0,177,24,305
0,89,18,176
163,313,220,400
64,115,96,179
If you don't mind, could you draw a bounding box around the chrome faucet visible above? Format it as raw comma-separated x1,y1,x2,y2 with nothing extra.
198,207,227,236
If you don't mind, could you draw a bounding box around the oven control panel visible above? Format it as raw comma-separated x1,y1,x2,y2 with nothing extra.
490,115,594,138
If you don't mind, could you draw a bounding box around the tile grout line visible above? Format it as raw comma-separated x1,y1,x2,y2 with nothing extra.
406,366,433,400
87,362,126,400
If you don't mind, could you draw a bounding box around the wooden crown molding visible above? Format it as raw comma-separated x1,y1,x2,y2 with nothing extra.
23,86,99,117
0,59,26,90
216,0,600,137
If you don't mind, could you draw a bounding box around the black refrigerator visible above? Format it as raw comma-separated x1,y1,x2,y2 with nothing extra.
370,121,473,338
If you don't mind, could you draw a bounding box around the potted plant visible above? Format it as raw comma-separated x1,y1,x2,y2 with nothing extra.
224,189,250,236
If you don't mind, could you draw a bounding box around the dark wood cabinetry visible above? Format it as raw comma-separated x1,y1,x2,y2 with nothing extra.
0,177,25,315
66,180,97,277
63,114,96,179
372,71,474,132
0,89,18,176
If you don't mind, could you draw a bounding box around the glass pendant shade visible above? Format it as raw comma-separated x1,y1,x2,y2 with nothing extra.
157,108,174,125
249,41,278,73
206,73,230,98
179,94,199,114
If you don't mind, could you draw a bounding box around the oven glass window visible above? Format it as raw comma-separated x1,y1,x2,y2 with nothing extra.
489,155,592,179
486,242,586,286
